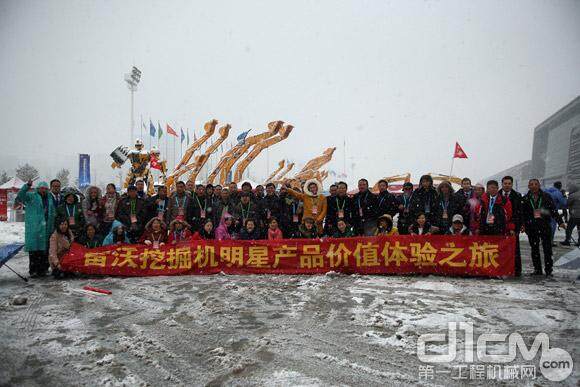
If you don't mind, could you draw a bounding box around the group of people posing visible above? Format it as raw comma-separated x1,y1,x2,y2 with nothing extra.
17,173,577,278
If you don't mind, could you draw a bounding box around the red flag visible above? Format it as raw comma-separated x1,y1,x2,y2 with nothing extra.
453,142,468,159
166,124,178,137
150,154,163,170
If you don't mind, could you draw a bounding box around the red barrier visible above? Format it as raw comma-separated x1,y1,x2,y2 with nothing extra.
60,235,515,277
0,190,7,221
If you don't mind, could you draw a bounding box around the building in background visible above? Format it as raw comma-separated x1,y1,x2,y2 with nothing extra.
484,160,531,192
485,95,579,191
531,95,580,188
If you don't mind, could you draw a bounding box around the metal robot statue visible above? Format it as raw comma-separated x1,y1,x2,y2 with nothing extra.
110,139,163,195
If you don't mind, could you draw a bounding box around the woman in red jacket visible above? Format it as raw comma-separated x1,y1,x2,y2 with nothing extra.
267,218,284,240
140,218,168,248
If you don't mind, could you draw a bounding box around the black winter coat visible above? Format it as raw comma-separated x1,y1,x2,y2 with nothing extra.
522,190,560,232
325,195,354,228
146,195,170,224
213,199,234,225
260,194,282,224
189,194,213,231
410,187,440,223
351,190,379,226
376,191,399,218
116,197,147,230
433,194,461,232
396,192,414,234
454,189,475,220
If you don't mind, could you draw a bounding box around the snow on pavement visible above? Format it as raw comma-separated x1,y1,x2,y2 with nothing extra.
0,222,578,386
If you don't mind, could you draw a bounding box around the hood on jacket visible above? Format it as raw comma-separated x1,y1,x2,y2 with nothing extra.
144,217,167,231
103,220,130,245
218,212,233,228
298,222,318,236
84,185,102,200
61,187,83,204
169,218,191,232
109,220,124,233
303,179,323,197
377,214,394,231
36,181,49,190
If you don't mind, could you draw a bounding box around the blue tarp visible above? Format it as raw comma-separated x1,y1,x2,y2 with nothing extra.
0,243,25,268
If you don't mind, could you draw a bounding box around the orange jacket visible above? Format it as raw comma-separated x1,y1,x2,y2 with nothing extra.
287,188,327,224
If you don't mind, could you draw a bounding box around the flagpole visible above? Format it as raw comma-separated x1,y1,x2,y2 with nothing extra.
343,137,346,177
449,155,455,179
449,141,456,178
148,118,151,149
165,125,168,172
266,146,270,179
173,134,176,174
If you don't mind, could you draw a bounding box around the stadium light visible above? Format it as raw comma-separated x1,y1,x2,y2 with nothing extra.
124,66,142,145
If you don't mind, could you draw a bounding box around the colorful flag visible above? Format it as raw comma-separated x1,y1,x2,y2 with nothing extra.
236,129,251,144
166,124,178,137
453,142,468,159
158,122,163,139
180,127,185,143
149,120,156,137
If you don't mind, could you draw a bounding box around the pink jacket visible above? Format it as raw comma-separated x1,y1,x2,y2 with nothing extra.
215,213,233,241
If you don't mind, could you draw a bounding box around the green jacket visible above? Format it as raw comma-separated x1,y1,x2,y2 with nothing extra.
56,200,85,235
17,184,56,252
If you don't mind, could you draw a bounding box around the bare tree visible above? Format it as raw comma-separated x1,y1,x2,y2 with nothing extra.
56,169,70,187
0,171,9,185
15,164,39,182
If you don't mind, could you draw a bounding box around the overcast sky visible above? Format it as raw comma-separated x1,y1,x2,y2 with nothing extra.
1,0,579,187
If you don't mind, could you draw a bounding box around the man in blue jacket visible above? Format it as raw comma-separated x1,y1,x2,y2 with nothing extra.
546,181,567,244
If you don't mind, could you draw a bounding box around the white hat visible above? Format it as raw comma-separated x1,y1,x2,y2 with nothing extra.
452,214,464,223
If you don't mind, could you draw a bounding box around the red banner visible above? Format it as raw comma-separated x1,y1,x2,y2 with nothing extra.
60,236,515,277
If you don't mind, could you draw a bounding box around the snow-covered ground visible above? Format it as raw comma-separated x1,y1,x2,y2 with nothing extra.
0,222,578,386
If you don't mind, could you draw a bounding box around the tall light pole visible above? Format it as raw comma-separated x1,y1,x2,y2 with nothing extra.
124,66,141,144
